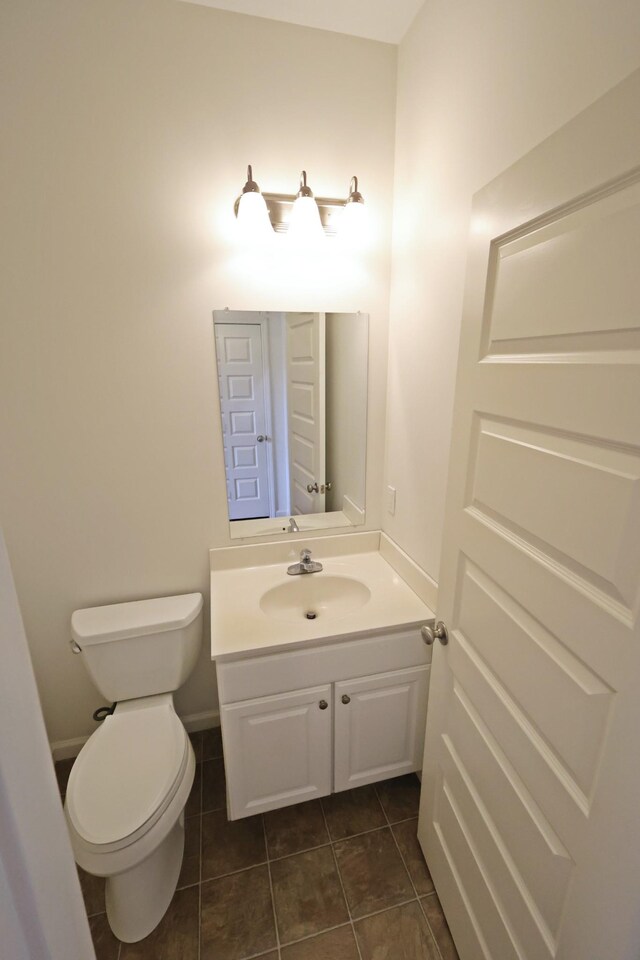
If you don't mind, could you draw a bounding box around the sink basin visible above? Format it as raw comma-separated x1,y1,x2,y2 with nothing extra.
259,575,371,623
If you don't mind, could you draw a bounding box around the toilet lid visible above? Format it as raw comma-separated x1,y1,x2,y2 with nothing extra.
66,702,188,846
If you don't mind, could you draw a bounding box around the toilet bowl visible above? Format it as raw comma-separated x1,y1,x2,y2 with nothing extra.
64,593,203,942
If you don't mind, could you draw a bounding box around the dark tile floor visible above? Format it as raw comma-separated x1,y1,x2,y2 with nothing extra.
56,727,459,960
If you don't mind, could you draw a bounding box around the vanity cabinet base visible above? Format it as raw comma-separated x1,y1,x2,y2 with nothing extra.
217,629,430,820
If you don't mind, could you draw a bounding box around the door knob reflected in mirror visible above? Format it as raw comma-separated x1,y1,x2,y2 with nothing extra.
257,435,267,443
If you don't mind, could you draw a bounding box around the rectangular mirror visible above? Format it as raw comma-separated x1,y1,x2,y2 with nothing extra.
213,310,368,539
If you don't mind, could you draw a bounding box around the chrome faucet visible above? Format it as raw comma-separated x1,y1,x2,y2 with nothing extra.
287,517,300,533
287,548,323,576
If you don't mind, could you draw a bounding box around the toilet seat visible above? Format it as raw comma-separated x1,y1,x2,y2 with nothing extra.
66,696,189,853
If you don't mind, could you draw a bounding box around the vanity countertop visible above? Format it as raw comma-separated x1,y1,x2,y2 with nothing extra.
209,546,434,661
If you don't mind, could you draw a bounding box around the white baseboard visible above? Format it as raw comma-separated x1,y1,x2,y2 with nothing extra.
379,532,438,612
50,736,89,762
50,708,220,761
181,709,220,734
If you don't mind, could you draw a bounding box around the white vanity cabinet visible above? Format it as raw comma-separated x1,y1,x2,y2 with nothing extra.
220,684,334,817
217,627,431,820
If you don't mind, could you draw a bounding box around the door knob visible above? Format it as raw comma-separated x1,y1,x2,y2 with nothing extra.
421,620,449,646
341,694,351,705
307,482,319,493
257,435,267,443
319,699,328,710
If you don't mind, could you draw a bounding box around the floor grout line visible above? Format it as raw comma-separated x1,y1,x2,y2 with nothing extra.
319,797,365,960
418,900,445,960
324,820,390,847
352,894,420,924
199,858,270,885
387,814,424,827
278,920,353,950
263,818,392,864
374,782,445,960
262,815,282,960
239,948,280,960
267,840,330,862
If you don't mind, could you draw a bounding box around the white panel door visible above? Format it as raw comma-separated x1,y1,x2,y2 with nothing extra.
286,312,326,515
215,322,271,520
334,665,429,792
221,684,332,820
420,70,640,960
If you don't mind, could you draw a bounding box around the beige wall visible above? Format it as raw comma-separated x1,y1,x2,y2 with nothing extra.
383,0,640,581
0,0,397,747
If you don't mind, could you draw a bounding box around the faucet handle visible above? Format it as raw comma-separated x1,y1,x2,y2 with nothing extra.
300,548,312,562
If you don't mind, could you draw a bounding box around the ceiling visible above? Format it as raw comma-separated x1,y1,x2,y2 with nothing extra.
178,0,425,44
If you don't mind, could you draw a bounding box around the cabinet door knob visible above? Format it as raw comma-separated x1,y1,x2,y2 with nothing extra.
318,699,328,710
341,694,351,705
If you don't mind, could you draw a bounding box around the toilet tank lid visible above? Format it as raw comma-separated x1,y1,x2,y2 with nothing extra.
71,593,203,646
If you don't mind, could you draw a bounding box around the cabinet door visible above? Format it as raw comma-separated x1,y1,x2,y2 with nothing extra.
334,665,429,793
221,684,333,819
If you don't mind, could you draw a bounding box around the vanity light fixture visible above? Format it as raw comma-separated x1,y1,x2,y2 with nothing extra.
233,165,366,237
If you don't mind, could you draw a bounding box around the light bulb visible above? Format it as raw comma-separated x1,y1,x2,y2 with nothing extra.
236,191,273,241
234,165,273,244
336,175,366,244
338,198,366,241
287,171,325,246
288,195,324,244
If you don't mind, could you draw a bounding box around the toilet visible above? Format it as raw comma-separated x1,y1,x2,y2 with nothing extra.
64,593,203,943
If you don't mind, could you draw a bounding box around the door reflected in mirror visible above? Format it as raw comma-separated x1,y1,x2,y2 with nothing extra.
213,310,368,539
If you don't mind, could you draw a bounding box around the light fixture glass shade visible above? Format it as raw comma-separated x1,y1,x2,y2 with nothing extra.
236,190,273,241
288,195,324,243
339,197,366,240
336,175,366,243
286,171,324,245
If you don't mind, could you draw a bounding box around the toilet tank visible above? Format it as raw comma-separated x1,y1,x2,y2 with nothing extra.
71,593,203,702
